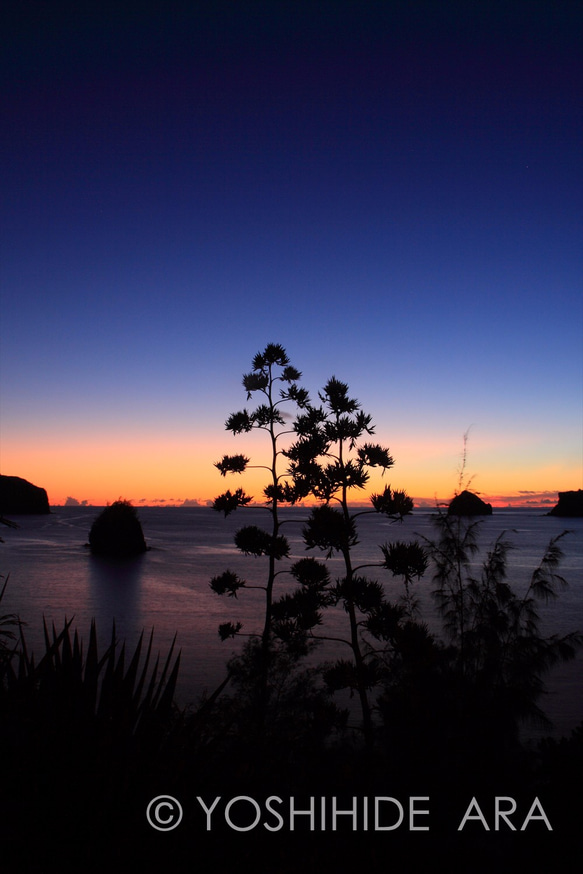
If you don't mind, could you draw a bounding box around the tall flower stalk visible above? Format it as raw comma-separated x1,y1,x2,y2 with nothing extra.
210,343,309,726
283,377,422,749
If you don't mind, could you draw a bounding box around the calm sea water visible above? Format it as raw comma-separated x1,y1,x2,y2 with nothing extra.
1,506,582,738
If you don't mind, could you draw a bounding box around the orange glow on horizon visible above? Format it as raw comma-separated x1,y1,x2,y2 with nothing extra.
2,429,580,509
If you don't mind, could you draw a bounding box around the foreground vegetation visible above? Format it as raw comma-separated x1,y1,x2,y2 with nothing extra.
1,523,581,872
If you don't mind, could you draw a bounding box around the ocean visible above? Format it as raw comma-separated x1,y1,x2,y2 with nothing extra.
1,505,582,739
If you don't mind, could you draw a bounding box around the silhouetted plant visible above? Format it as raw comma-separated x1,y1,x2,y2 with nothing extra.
0,513,19,543
280,376,424,750
423,513,582,734
0,576,19,672
381,540,428,617
447,430,492,516
455,427,475,495
199,636,347,770
0,616,182,860
1,617,180,745
210,343,311,727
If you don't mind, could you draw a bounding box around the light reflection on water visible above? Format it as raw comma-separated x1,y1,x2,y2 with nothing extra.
87,553,145,644
1,506,581,737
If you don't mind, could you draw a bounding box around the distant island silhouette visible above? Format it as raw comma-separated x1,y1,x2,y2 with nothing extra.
548,489,583,517
88,499,148,557
0,475,50,515
447,489,493,516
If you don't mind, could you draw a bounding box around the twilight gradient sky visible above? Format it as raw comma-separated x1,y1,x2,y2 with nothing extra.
1,1,582,508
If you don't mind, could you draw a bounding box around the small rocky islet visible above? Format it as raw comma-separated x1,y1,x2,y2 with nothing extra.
447,489,493,516
88,500,148,557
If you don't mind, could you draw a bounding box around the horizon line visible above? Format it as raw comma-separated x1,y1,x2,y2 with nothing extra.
52,494,563,511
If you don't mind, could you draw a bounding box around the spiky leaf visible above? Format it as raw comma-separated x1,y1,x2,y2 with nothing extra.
210,570,246,597
214,454,250,476
212,488,253,516
218,621,243,641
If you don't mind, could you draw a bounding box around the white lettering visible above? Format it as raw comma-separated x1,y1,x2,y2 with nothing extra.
332,797,358,831
153,802,173,825
458,797,490,831
495,797,517,831
224,796,261,832
290,796,315,831
410,797,430,831
375,797,404,831
521,797,552,831
196,796,221,831
264,796,284,832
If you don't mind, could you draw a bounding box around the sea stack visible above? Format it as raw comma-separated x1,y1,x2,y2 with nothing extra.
88,500,148,557
548,490,583,518
0,475,50,514
447,489,493,516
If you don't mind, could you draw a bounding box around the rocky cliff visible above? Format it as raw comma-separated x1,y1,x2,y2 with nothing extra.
548,490,583,518
0,475,50,514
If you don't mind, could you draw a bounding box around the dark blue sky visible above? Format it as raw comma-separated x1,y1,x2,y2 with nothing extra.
1,1,581,505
